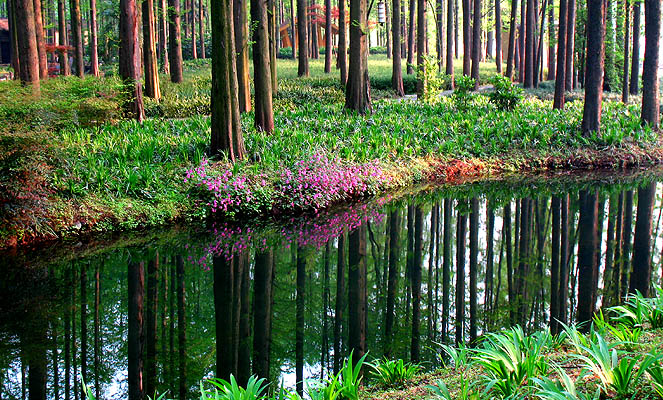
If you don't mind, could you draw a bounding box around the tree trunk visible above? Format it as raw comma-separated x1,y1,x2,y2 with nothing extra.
384,210,400,356
445,0,454,83
524,0,534,87
629,183,655,296
471,0,481,87
495,0,502,73
455,203,467,344
127,261,144,400
80,264,87,398
191,0,197,59
410,207,423,362
235,0,252,112
296,247,306,396
518,0,524,82
469,198,478,342
348,224,367,364
57,0,69,75
553,0,567,109
213,256,234,380
441,199,451,342
581,0,606,136
416,0,426,95
462,0,470,75
546,0,554,80
93,262,100,400
485,202,495,327
119,0,145,121
15,0,40,90
69,0,83,77
252,0,275,131
629,1,639,95
564,0,574,90
506,0,517,78
168,0,184,82
32,0,47,79
159,0,170,73
176,256,187,400
621,0,628,103
199,0,205,58
89,0,99,76
297,0,309,75
407,0,415,74
253,251,274,380
392,0,405,94
210,0,246,161
325,0,332,72
334,233,346,375
576,190,598,330
640,0,660,128
237,253,251,386
550,196,561,333
144,255,158,398
270,0,278,94
143,0,161,99
344,0,371,113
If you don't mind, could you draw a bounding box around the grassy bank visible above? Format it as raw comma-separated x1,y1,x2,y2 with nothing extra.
1,56,660,248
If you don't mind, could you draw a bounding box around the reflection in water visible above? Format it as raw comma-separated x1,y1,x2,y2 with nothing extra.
2,174,663,399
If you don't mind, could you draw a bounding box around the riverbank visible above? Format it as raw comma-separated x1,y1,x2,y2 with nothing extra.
1,58,660,249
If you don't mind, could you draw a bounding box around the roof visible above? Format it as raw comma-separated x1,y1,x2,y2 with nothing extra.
0,19,8,31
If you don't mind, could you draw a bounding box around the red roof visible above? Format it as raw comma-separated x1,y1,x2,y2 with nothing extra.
0,19,8,31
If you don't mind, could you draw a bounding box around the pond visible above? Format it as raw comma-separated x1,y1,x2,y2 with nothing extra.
1,170,663,400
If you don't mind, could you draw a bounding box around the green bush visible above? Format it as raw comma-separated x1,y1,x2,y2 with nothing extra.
487,74,524,111
452,75,477,110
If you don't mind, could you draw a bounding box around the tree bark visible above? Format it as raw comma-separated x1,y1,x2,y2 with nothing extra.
89,0,99,76
252,0,275,131
392,0,405,94
176,256,187,400
620,191,634,299
297,0,309,75
506,0,517,78
168,0,184,82
471,0,481,87
581,0,606,136
455,203,467,344
32,0,47,79
416,0,426,96
640,0,660,128
80,264,87,398
524,0,534,87
15,0,40,90
199,0,206,58
441,199,452,342
576,190,598,330
143,0,161,99
495,0,502,73
407,0,415,74
325,0,332,72
339,0,347,84
469,198,478,342
384,210,400,356
553,0,567,109
333,233,346,375
629,0,639,95
237,253,251,386
56,0,69,75
296,247,306,396
127,261,144,400
213,256,234,380
410,207,423,362
550,196,561,333
564,0,574,90
629,183,656,296
159,0,170,73
144,255,158,398
446,0,454,83
621,0,628,103
344,0,371,113
235,0,251,112
546,0,554,80
69,0,83,77
348,223,367,364
252,251,274,380
210,0,246,161
558,195,569,325
462,0,470,75
119,0,145,121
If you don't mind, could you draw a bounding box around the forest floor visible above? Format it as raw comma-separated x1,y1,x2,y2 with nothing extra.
0,55,659,249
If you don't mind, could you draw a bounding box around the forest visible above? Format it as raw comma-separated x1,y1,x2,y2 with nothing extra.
1,0,663,398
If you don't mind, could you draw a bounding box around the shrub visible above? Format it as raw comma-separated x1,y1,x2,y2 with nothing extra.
417,55,449,104
370,358,421,387
451,75,477,110
487,74,523,111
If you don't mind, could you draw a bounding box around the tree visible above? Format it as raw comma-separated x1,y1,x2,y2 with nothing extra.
296,247,306,395
505,0,518,78
89,0,100,76
333,233,346,374
297,0,309,76
640,0,660,128
348,224,367,363
70,0,84,77
553,0,567,109
168,0,184,82
524,0,534,87
577,190,598,330
470,0,481,87
462,0,470,75
159,0,170,74
410,207,423,362
407,0,415,74
546,0,554,80
119,0,145,121
339,0,348,84
143,0,161,99
495,0,503,73
213,256,235,380
345,0,371,113
127,261,144,400
455,204,467,344
384,210,400,356
252,251,274,380
144,255,158,399
199,0,206,58
629,0,639,95
252,0,275,131
629,183,656,296
57,0,70,76
469,198,479,341
392,0,405,95
324,0,332,73
14,0,40,91
621,0,629,103
416,0,426,96
581,0,606,136
564,0,575,90
32,0,47,79
236,0,252,111
445,0,454,85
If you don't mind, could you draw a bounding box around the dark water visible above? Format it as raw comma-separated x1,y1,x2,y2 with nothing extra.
2,171,663,400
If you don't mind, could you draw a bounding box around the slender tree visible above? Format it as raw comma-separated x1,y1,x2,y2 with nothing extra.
210,0,246,161
546,0,554,80
411,207,423,362
445,0,454,84
144,255,158,398
213,256,234,380
199,0,205,58
581,0,606,135
629,183,656,296
345,0,371,113
168,0,184,82
471,0,481,87
564,0,575,90
333,233,346,375
640,0,660,128
339,0,347,84
159,0,170,73
14,0,40,90
348,224,367,364
127,261,144,400
70,0,83,77
577,190,598,329
296,247,306,396
119,0,145,121
407,0,415,74
297,0,309,76
57,0,69,75
469,198,479,342
415,0,426,96
384,210,400,356
524,0,534,87
251,0,275,131
89,0,99,76
553,0,567,109
495,0,503,73
629,0,639,95
253,251,274,380
324,0,332,72
455,203,467,344
505,0,518,78
621,0,629,103
235,0,251,111
392,0,404,94
143,0,161,99
462,0,470,75
32,0,46,79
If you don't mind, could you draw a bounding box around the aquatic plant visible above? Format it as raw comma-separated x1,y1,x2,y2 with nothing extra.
369,358,422,387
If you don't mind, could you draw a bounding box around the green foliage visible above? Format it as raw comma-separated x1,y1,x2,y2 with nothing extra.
451,75,477,110
534,369,600,400
609,289,663,329
339,351,368,400
201,375,268,400
437,342,473,370
417,56,449,104
648,362,663,397
487,75,523,111
369,358,422,387
427,378,479,400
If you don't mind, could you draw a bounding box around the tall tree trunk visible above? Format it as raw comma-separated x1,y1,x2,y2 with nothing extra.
462,0,470,75
213,256,234,380
428,204,438,339
629,1,639,95
455,203,467,344
159,0,170,73
80,264,87,398
629,183,656,296
168,0,184,82
89,0,99,75
581,0,606,136
485,202,495,327
620,191,634,298
237,253,251,386
93,262,100,400
8,0,21,78
495,0,502,73
339,0,347,84
518,0,525,82
410,207,423,362
253,251,274,380
392,0,405,94
297,0,309,75
191,0,197,59
32,0,47,79
446,0,454,84
143,0,161,99
269,0,278,94
235,0,251,112
199,0,205,57
252,0,275,131
407,0,415,74
550,196,561,333
144,255,158,398
210,0,246,161
621,0,628,103
128,261,144,400
119,0,145,121
564,0,574,90
640,0,660,128
416,0,426,95
469,198,478,341
547,0,554,79
344,0,371,113
441,199,452,342
15,0,40,90
57,0,69,75
296,247,306,396
505,203,514,324
324,0,332,72
505,0,518,78
348,224,367,364
553,0,567,109
384,210,400,356
334,233,346,375
524,0,534,87
69,0,83,77
470,0,481,87
576,190,598,330
175,256,187,400
558,195,569,327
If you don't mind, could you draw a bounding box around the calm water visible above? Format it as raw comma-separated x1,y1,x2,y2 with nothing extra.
2,171,663,400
